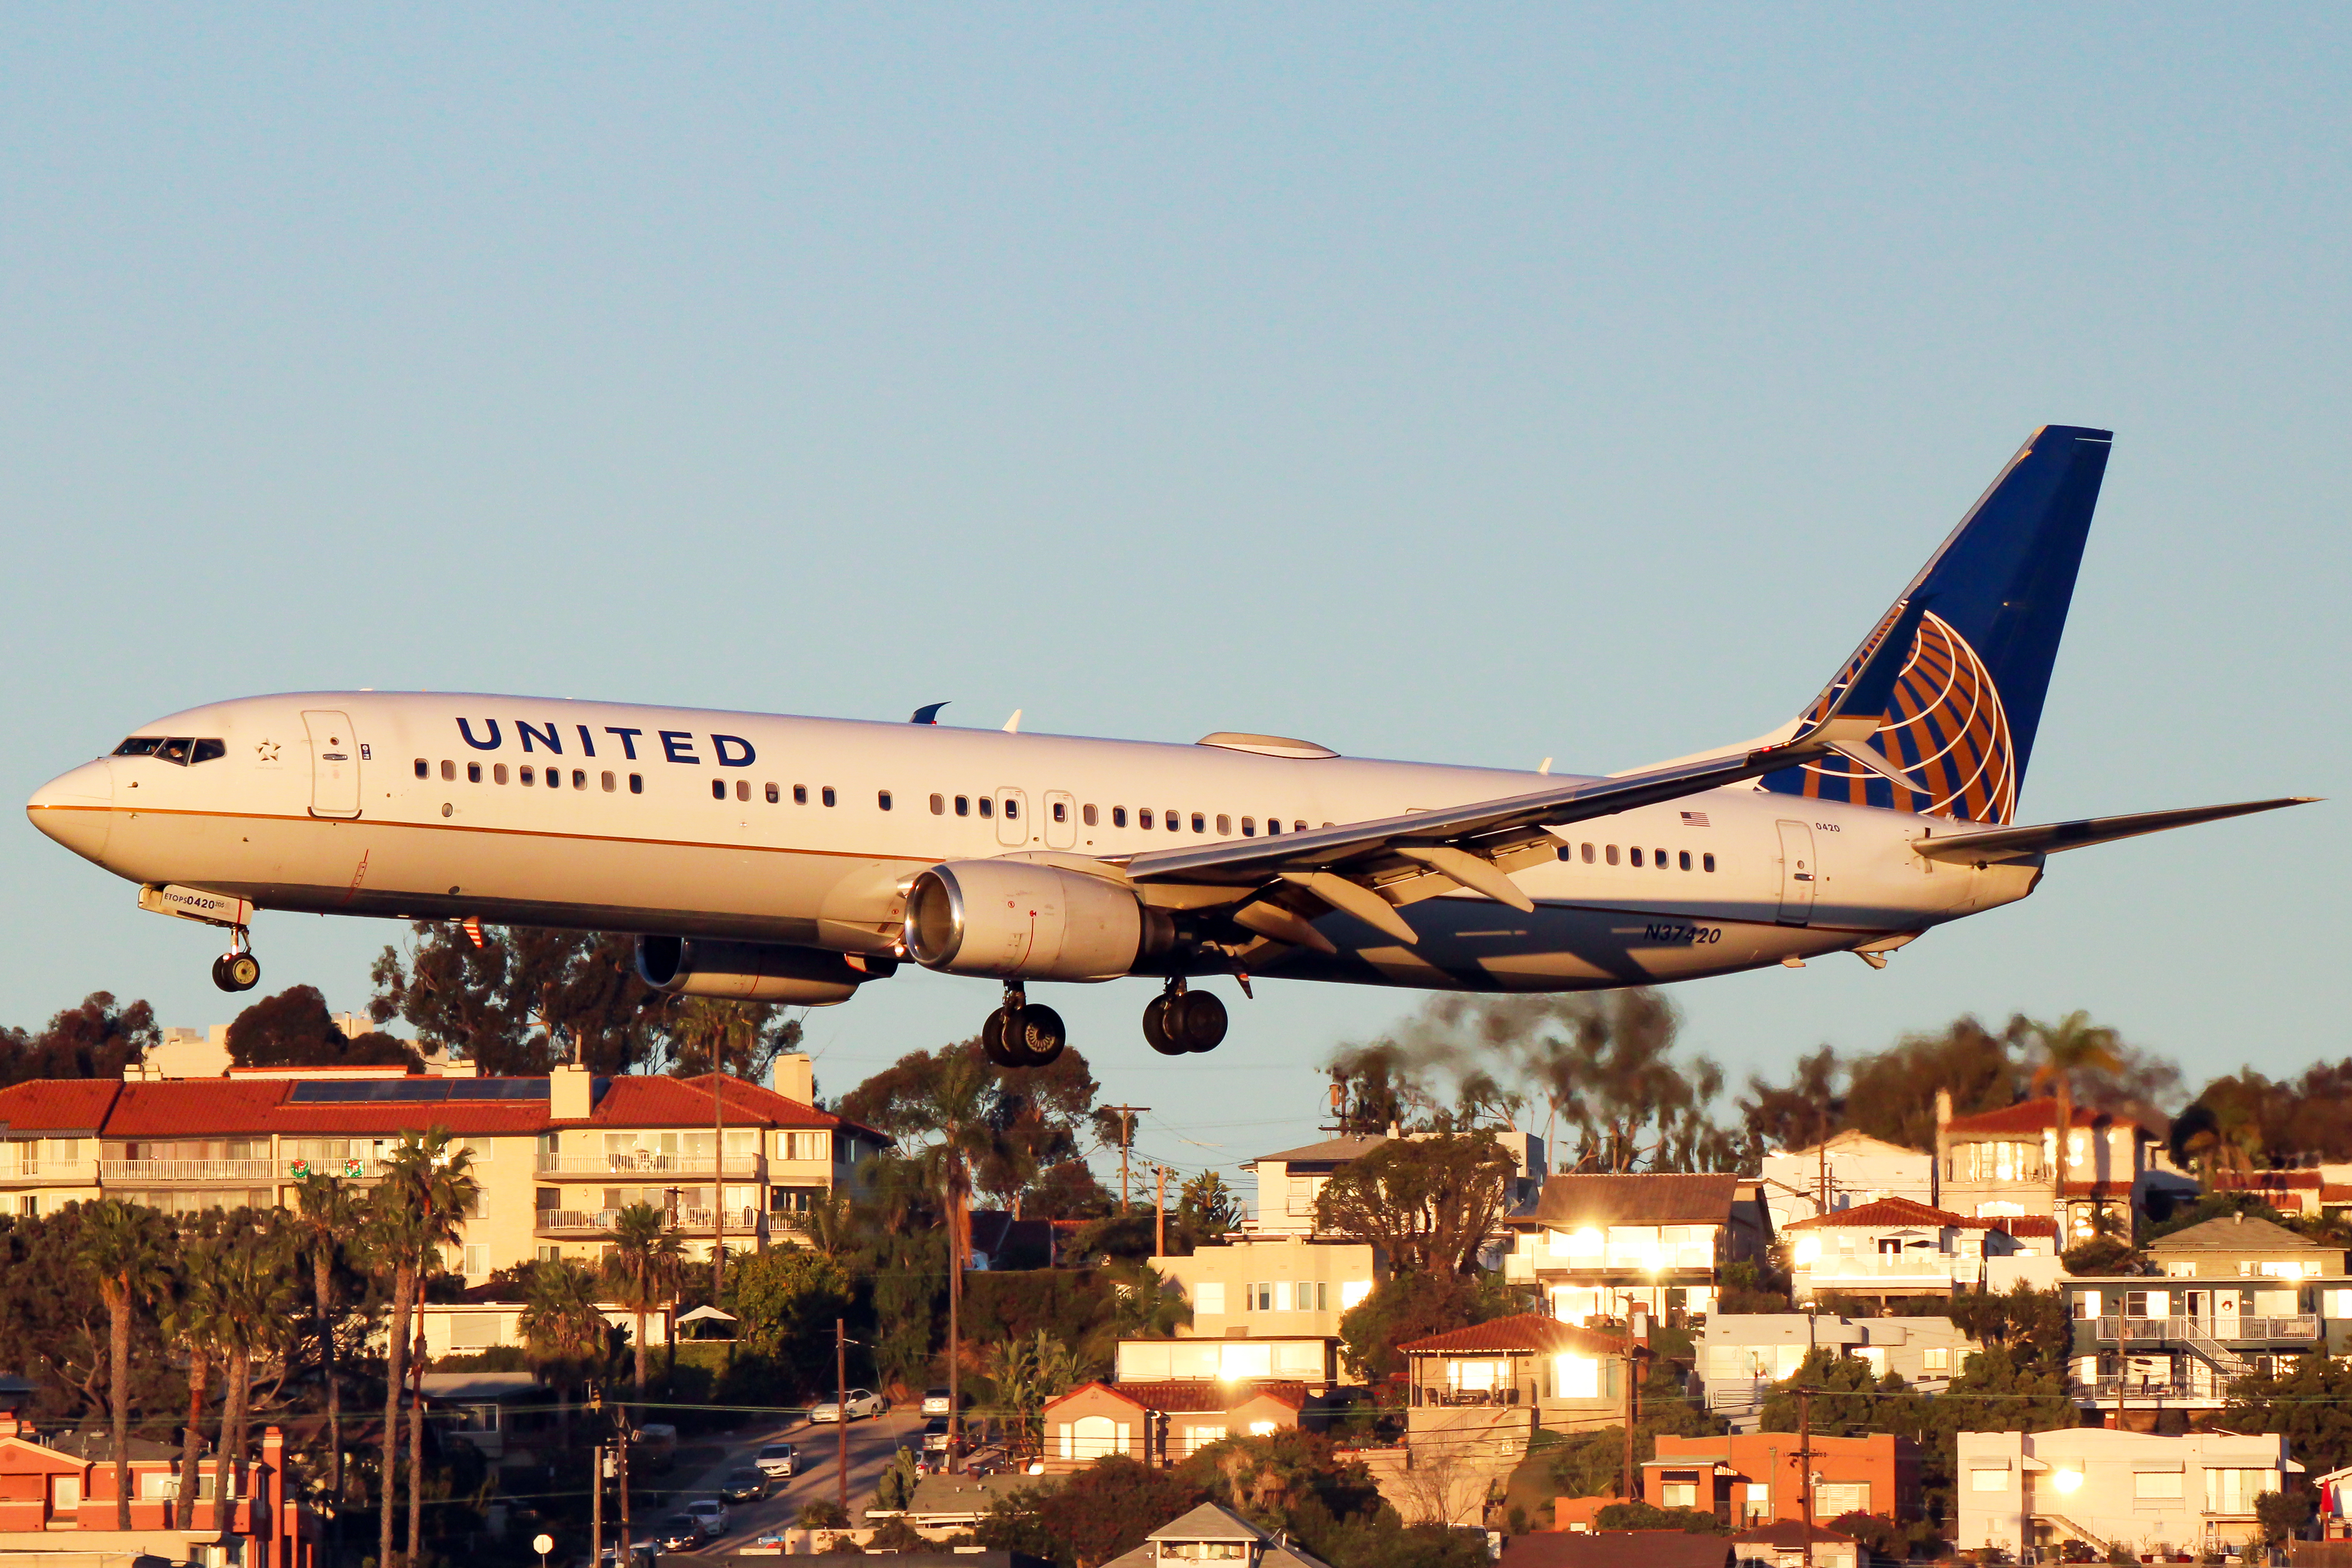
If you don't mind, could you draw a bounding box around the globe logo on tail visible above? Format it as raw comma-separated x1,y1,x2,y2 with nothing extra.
1777,609,2018,824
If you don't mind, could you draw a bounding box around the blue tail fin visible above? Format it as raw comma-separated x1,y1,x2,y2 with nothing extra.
1763,425,2112,824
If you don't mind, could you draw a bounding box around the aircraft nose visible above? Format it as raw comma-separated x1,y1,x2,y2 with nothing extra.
27,759,115,863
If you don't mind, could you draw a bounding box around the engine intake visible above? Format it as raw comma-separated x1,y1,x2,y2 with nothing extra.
904,860,1168,980
634,936,895,1005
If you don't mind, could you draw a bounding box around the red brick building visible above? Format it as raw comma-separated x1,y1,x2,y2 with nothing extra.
1643,1430,1920,1526
0,1412,314,1565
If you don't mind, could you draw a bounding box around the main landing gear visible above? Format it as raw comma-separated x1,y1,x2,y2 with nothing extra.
1144,980,1226,1056
210,928,261,994
982,984,1068,1069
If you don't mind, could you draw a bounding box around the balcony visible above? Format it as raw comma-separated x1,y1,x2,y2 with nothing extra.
536,1206,763,1237
101,1158,279,1183
535,1151,762,1178
0,1157,97,1186
1526,1242,1716,1275
2089,1315,2320,1344
1799,1254,1979,1288
2075,1378,2224,1405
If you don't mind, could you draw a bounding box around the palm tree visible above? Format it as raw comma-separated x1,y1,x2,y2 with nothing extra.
2028,1011,2126,1235
165,1237,230,1530
293,1173,361,1507
603,1204,683,1396
370,1128,480,1568
782,1188,866,1266
520,1258,611,1439
216,1219,301,1503
900,1050,1002,1466
74,1199,171,1529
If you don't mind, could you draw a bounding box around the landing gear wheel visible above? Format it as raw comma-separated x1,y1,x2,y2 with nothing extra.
1169,990,1227,1052
1143,994,1185,1056
980,1007,1020,1068
1007,1004,1066,1067
216,952,261,993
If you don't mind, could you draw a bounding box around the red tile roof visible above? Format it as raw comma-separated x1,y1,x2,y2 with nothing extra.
2213,1169,2323,1190
1513,1174,1745,1229
1787,1196,1980,1231
1047,1380,1305,1415
1943,1098,2146,1138
581,1073,851,1131
107,1079,289,1136
1990,1215,2060,1239
0,1079,120,1133
1398,1312,1630,1358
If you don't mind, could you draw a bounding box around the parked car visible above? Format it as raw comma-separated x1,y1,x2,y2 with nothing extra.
655,1515,704,1552
683,1498,730,1538
808,1388,886,1423
753,1441,798,1479
920,1387,955,1417
719,1467,766,1503
920,1417,952,1454
598,1542,657,1568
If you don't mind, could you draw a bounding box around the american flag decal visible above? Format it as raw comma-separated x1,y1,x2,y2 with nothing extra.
1680,811,1711,827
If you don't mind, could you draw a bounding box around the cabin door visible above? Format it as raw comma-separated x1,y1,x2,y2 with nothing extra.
303,710,363,819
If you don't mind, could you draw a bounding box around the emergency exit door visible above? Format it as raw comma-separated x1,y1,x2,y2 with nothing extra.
304,710,362,819
1775,820,1816,926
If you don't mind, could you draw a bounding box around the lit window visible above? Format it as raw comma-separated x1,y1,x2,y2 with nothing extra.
493,764,509,785
930,793,945,815
572,769,586,788
414,758,428,779
1241,817,1256,836
1680,850,1691,870
737,780,750,802
822,787,836,807
1703,853,1716,872
629,773,643,794
767,783,780,803
878,791,893,811
1630,847,1643,867
712,780,725,800
602,772,616,792
1216,814,1232,835
1083,804,1098,826
520,765,536,785
1168,810,1181,833
442,760,456,781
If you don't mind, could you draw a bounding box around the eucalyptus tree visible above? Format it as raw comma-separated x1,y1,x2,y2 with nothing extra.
73,1199,172,1529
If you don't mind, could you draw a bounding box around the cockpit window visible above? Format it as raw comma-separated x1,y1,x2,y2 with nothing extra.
114,737,224,765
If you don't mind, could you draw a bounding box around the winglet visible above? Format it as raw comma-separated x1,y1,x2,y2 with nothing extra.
910,702,950,725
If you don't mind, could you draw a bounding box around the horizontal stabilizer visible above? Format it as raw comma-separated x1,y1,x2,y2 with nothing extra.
1912,798,2316,864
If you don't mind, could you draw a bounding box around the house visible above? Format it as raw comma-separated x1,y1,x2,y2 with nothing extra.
1501,1173,1773,1322
1644,1431,1920,1527
1115,1336,1338,1393
419,1295,674,1359
0,1411,314,1567
2061,1222,2352,1419
2207,1169,2325,1218
419,1371,546,1461
1040,1380,1303,1470
1135,1235,1381,1390
1100,1500,1338,1568
896,1473,1035,1529
1758,1130,1937,1233
1398,1313,1632,1438
1955,1428,2300,1560
0,1053,887,1277
1933,1092,2192,1242
1499,1532,1733,1568
1784,1196,2045,1302
1696,1315,1982,1420
1241,1131,1544,1239
1731,1520,1861,1568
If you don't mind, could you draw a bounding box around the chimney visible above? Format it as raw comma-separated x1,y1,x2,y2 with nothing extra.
1933,1088,1953,1204
263,1426,286,1568
773,1052,815,1106
550,1062,594,1122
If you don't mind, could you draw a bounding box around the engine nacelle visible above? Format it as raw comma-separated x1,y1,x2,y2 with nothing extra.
634,936,896,1005
904,860,1168,980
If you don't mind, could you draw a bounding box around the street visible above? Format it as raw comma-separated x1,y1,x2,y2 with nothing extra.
662,1404,924,1546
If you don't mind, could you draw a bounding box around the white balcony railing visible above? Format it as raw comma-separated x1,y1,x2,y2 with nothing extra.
102,1159,279,1183
0,1158,97,1183
1799,1254,1975,1284
535,1151,761,1177
536,1206,763,1235
2091,1314,2321,1344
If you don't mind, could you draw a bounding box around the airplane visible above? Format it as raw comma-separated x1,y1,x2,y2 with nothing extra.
26,425,2312,1069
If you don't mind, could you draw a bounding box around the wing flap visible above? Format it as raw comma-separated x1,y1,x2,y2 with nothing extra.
1912,798,2316,864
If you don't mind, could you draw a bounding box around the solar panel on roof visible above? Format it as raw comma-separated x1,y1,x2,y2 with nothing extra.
288,1078,548,1103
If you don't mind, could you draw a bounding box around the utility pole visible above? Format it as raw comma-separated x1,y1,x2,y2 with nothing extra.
1154,1164,1169,1257
1798,1386,1816,1568
616,1401,631,1559
836,1318,849,1517
712,1033,728,1299
1103,1106,1148,1211
590,1440,603,1568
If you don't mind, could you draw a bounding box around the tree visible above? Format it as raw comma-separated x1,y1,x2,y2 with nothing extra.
369,922,667,1073
1336,1270,1521,1386
0,992,160,1086
1738,1045,1846,1159
214,1217,301,1494
2027,1012,2126,1204
2224,1354,2352,1482
73,1199,171,1528
982,1330,1094,1456
1592,1500,1727,1533
603,1203,684,1396
727,1247,852,1396
519,1259,613,1403
982,1455,1206,1568
2255,1487,2315,1550
226,984,420,1068
369,1128,480,1567
165,1236,229,1530
1842,1016,2025,1149
653,994,805,1084
782,1188,864,1264
1175,1172,1242,1248
1314,1133,1517,1276
840,1037,1108,1216
291,1173,361,1508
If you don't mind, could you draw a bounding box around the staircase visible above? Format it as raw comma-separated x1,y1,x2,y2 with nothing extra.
2179,1318,2254,1379
2037,1512,2112,1556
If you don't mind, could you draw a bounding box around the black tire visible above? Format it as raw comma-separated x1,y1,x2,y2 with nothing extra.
224,953,261,992
1011,1004,1066,1066
211,955,235,992
980,1007,1020,1068
1172,990,1227,1052
1143,994,1186,1055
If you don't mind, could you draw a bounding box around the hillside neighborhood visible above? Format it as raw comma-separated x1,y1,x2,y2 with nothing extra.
6,965,2352,1568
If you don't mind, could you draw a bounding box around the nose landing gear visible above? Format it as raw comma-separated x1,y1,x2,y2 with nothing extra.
210,929,261,994
1143,981,1227,1055
980,984,1067,1068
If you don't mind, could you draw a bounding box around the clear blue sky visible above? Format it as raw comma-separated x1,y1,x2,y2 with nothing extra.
3,7,2345,1199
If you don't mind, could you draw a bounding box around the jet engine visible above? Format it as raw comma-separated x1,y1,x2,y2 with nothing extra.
904,859,1172,980
634,936,896,1005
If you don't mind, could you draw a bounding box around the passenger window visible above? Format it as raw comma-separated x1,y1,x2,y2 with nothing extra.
1630,847,1643,867
1605,845,1619,865
1216,814,1231,835
1191,813,1206,834
1299,821,1312,832
738,780,752,802
878,790,893,811
521,766,536,786
442,760,456,782
573,769,587,789
956,795,970,816
414,758,429,779
1167,810,1181,832
468,763,483,783
1266,819,1280,835
1113,806,1127,827
547,769,560,788
1703,853,1716,873
712,780,725,800
822,787,837,807
1582,843,1595,863
629,773,643,794
191,739,226,763
1051,801,1067,823
1083,804,1099,827
1241,817,1256,836
1004,797,1019,820
1655,848,1667,869
494,764,510,785
1139,808,1153,829
930,793,945,815
1680,850,1692,871
979,796,994,818
767,783,781,804
794,785,808,804
602,772,616,792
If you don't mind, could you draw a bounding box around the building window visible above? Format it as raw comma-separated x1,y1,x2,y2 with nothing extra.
2136,1470,2185,1499
1814,1482,1867,1515
1922,1347,1949,1373
1660,1479,1699,1508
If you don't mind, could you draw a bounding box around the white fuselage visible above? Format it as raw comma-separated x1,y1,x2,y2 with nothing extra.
28,692,2042,993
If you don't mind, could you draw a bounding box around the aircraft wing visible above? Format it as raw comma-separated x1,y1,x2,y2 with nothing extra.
1910,798,2317,865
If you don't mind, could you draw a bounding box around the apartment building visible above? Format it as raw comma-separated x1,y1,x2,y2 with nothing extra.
2063,1215,2352,1420
0,1411,314,1567
1784,1196,2050,1302
1501,1173,1773,1322
1757,1130,1937,1234
0,1055,884,1277
1933,1093,2195,1242
1148,1237,1383,1337
1956,1428,2298,1560
1696,1314,1983,1420
1645,1431,1921,1527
